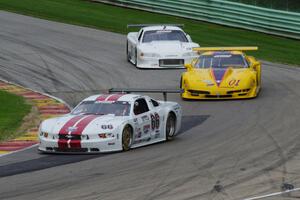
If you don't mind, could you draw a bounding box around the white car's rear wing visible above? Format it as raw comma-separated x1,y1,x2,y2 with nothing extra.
109,88,182,101
127,24,184,28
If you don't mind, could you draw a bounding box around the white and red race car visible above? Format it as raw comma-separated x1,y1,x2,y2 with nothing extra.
38,93,182,153
126,24,200,68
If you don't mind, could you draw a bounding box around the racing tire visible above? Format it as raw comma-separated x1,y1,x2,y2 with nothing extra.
126,41,130,62
134,48,138,67
122,125,133,151
166,113,176,141
180,76,183,89
180,77,186,100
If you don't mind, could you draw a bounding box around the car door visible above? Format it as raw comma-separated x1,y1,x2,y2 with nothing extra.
132,98,152,144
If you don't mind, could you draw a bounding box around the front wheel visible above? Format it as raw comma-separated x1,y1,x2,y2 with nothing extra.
126,41,130,62
122,125,133,151
166,113,176,140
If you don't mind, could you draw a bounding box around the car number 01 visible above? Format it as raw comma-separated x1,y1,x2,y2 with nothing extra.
151,113,160,130
229,79,240,86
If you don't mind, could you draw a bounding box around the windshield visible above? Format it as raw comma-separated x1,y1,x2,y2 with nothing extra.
196,54,248,69
142,30,188,43
71,101,131,116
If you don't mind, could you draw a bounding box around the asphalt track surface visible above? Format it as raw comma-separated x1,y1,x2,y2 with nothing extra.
0,11,300,200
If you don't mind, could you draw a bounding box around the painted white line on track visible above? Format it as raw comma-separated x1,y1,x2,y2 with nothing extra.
0,144,39,158
243,188,300,200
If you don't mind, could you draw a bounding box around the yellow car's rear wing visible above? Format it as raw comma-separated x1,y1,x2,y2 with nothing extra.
193,46,258,52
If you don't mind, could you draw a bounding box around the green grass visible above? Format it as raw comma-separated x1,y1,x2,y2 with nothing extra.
0,0,299,65
0,90,31,141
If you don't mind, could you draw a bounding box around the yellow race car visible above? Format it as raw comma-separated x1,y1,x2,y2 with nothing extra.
180,47,261,99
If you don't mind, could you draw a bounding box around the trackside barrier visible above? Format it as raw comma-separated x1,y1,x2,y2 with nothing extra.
93,0,300,39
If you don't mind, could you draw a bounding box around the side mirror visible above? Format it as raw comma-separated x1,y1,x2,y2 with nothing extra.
184,63,192,70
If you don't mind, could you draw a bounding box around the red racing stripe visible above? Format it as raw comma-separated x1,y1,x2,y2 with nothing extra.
106,94,125,101
58,115,85,149
96,94,110,101
69,115,99,148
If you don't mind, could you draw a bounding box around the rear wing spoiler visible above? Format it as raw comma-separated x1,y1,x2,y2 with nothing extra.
109,88,182,101
193,46,258,52
127,24,184,28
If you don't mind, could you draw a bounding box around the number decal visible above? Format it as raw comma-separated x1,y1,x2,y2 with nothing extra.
151,113,160,130
154,113,160,129
229,79,240,86
151,114,156,130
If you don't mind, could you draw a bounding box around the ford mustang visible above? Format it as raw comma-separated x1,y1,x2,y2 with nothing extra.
180,47,261,99
127,24,199,68
38,93,182,153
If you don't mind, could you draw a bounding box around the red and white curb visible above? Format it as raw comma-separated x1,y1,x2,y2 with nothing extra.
0,80,70,157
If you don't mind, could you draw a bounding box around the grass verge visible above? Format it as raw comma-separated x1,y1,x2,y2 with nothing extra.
0,0,299,65
0,90,31,141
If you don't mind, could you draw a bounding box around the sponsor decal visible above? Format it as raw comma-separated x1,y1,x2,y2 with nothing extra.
213,54,232,58
141,115,150,122
135,128,142,138
154,132,160,138
133,118,138,123
202,80,214,86
68,126,77,132
143,124,151,134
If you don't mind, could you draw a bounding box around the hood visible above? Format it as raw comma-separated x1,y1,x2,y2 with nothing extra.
187,68,256,89
140,41,198,53
40,114,126,135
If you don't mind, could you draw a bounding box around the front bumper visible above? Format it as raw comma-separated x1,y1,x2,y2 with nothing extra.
38,137,122,153
182,86,260,100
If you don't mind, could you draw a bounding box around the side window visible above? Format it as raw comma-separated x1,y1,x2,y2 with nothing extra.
138,30,144,42
151,99,159,107
134,98,149,115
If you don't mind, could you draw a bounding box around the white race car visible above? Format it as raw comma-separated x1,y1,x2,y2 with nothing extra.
38,93,182,153
126,24,200,68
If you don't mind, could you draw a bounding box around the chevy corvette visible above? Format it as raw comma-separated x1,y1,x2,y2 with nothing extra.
180,47,261,99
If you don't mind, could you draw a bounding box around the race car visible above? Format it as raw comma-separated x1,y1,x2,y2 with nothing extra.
38,93,182,153
126,24,200,68
180,47,261,99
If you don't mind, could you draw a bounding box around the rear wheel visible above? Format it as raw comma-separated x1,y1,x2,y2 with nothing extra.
166,113,176,140
122,125,133,151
